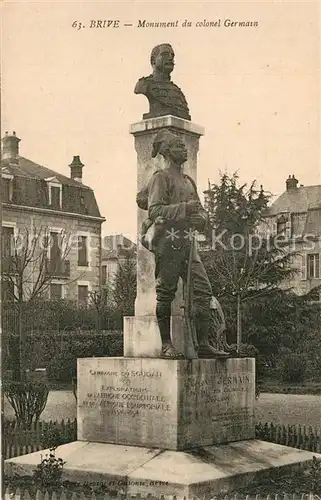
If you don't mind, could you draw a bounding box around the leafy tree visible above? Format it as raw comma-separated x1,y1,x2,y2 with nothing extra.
235,288,321,369
202,172,296,351
112,257,137,317
205,172,268,235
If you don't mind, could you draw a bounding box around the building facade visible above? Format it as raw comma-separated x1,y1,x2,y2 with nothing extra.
101,234,136,288
1,131,105,306
261,175,321,298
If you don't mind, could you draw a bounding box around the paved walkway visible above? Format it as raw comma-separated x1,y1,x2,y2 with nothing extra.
4,391,321,427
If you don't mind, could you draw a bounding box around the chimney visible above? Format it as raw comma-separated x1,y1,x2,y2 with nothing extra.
69,155,84,183
286,174,299,191
1,131,21,163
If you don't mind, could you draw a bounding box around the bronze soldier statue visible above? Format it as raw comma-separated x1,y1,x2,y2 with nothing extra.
134,43,191,121
137,129,229,359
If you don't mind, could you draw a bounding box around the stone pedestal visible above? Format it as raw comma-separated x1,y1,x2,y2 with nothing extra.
125,116,203,358
77,357,255,451
6,441,320,497
6,355,321,496
131,116,203,319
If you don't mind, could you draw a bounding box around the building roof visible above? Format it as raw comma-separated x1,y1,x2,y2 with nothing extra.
3,157,87,188
264,185,321,216
304,208,321,236
2,156,103,219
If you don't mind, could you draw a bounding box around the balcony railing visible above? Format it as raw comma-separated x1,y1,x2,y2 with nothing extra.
45,259,70,278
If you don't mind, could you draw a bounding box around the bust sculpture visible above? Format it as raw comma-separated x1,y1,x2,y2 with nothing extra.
134,43,191,121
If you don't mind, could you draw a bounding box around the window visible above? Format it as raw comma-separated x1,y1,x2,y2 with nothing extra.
2,226,14,258
78,285,88,306
277,220,287,236
307,254,320,279
102,265,107,285
2,178,13,202
78,236,88,266
2,279,14,302
50,283,63,300
46,178,62,209
106,261,117,282
50,232,61,263
276,214,289,236
50,186,61,209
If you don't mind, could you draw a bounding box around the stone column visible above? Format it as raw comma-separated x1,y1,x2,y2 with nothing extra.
124,116,204,358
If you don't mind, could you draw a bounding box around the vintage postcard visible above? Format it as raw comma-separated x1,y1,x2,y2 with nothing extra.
1,0,321,498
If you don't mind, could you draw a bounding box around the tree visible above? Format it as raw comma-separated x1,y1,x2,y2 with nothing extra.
112,257,137,317
2,226,74,380
88,284,114,333
238,286,321,371
202,173,296,351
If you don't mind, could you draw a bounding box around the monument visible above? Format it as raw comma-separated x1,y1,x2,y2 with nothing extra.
134,43,191,121
5,44,320,498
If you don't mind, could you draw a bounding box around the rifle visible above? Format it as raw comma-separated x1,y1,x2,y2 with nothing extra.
182,236,198,359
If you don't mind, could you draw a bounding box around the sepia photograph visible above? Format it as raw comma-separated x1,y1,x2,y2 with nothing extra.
1,0,321,498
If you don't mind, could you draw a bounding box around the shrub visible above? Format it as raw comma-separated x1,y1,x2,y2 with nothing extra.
46,334,123,383
280,353,307,383
299,330,321,382
3,332,123,383
41,421,77,449
32,449,66,489
47,348,76,383
304,455,321,493
3,381,49,428
2,299,121,335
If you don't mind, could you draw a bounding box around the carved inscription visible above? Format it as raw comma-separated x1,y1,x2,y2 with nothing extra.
186,372,251,397
183,371,253,432
81,367,253,431
81,369,171,417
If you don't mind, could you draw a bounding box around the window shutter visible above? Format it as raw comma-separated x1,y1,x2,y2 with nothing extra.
285,220,291,238
300,254,307,281
272,219,277,236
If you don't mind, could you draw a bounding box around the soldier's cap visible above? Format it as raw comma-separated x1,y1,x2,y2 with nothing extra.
151,129,181,158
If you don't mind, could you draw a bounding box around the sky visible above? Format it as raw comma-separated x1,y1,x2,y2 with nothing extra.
2,0,321,241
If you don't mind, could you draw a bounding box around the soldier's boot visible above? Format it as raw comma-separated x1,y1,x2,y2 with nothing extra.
156,307,184,359
196,314,229,359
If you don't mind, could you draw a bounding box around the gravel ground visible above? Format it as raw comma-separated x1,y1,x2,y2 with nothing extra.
4,390,77,422
4,391,321,427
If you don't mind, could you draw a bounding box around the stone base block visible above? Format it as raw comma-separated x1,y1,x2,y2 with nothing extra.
124,316,161,357
77,357,255,450
124,315,192,358
5,440,320,497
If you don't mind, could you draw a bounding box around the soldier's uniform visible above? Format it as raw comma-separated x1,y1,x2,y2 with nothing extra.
147,168,211,315
140,165,227,358
135,75,191,121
